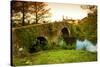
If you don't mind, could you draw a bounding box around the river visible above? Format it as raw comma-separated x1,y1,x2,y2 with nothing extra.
59,38,97,52
76,39,97,52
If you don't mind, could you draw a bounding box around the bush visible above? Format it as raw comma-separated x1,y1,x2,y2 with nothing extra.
28,37,50,53
58,38,67,49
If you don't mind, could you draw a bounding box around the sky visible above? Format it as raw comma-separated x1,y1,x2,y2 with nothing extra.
47,3,88,21
11,2,89,23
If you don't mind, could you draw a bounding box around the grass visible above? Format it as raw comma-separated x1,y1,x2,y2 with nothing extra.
12,49,97,66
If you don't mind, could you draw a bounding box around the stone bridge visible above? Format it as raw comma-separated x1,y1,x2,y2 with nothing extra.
12,21,75,53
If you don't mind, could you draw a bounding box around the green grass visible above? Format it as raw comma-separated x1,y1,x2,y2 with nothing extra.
12,49,97,66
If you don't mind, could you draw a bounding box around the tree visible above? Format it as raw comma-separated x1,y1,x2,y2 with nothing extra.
79,5,97,43
11,1,32,26
80,5,97,26
81,5,97,16
11,1,51,26
29,2,51,23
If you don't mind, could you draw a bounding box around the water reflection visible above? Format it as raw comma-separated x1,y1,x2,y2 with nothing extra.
76,39,97,52
58,37,97,52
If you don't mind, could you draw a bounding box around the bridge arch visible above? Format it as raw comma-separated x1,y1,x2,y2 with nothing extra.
60,27,76,46
28,36,48,53
36,36,47,46
61,27,70,37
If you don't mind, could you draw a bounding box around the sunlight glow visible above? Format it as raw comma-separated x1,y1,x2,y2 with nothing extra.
47,3,88,21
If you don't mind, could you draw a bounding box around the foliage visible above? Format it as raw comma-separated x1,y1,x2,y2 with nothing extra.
11,1,29,26
58,38,76,50
11,1,51,27
68,5,97,44
28,2,51,23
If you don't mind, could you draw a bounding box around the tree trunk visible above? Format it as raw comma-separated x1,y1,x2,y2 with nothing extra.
11,2,13,27
36,13,38,23
35,2,38,24
22,2,25,26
